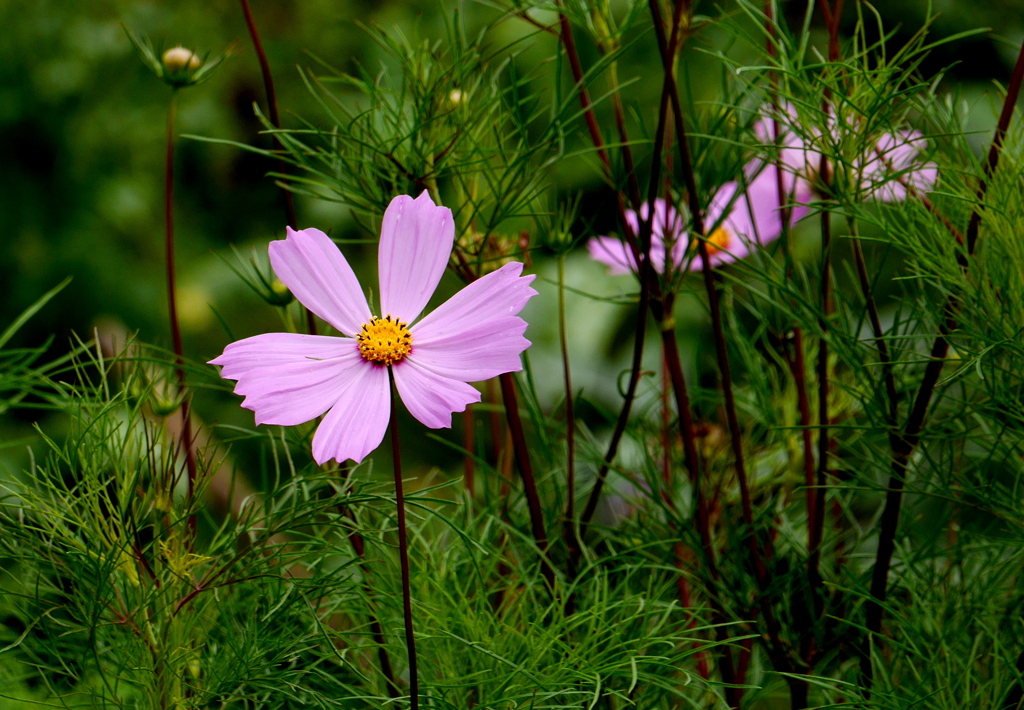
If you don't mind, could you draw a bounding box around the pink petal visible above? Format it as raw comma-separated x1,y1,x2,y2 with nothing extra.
737,168,812,244
269,228,371,337
311,362,391,464
408,262,537,382
409,317,530,382
230,338,365,427
412,262,537,342
862,130,937,202
589,198,683,276
209,332,347,381
392,358,481,429
587,236,637,275
753,102,816,177
378,192,454,324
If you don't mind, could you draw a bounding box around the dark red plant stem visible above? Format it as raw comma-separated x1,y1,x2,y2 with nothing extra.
499,372,554,588
653,0,761,588
788,329,817,535
558,256,577,559
649,0,799,685
555,4,611,176
578,0,685,539
764,0,818,558
239,0,295,227
764,4,820,622
388,369,419,710
165,91,199,538
863,31,1024,684
657,308,713,565
808,0,843,611
673,543,710,680
657,311,739,707
238,0,318,337
967,37,1024,255
817,0,845,62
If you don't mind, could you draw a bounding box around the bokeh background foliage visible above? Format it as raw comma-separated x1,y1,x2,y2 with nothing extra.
4,0,1024,708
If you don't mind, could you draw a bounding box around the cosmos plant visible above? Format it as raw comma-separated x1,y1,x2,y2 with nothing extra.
7,3,1024,710
210,192,537,464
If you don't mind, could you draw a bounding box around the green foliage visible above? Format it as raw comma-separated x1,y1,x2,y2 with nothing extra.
7,1,1024,709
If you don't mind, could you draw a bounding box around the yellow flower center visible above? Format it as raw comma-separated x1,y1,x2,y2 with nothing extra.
356,315,412,366
706,226,732,255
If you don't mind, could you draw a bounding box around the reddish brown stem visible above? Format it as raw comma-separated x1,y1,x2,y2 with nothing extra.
556,5,611,176
808,0,844,626
967,37,1024,255
558,257,577,561
650,0,801,684
499,372,554,589
652,0,763,600
238,0,318,336
787,329,817,533
388,370,419,710
658,315,739,706
577,0,689,539
165,92,199,538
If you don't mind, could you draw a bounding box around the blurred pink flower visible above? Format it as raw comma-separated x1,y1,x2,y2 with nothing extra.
859,129,938,202
754,103,938,202
587,166,811,275
210,192,537,464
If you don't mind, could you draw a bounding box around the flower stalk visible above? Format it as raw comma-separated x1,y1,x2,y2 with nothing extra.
499,372,554,589
164,89,199,536
808,0,844,610
388,369,419,710
237,0,318,337
558,255,577,560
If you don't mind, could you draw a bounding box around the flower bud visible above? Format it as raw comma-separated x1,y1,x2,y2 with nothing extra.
269,278,294,307
162,46,201,74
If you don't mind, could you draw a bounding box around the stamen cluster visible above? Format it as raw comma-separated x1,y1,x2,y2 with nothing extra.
357,315,412,366
705,226,732,256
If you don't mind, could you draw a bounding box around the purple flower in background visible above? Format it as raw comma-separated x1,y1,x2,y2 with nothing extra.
587,199,686,276
587,167,811,275
859,129,938,202
210,192,537,464
754,103,938,201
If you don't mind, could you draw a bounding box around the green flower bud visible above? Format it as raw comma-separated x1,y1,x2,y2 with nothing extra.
269,278,295,307
125,28,233,89
162,46,202,76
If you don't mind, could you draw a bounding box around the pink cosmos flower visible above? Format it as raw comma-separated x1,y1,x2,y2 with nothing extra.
754,103,938,202
587,166,811,275
210,192,537,464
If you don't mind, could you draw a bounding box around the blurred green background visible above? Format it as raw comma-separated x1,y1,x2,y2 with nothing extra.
2,0,1022,476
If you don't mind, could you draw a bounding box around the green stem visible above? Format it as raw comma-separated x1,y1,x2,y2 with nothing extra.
558,255,577,562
